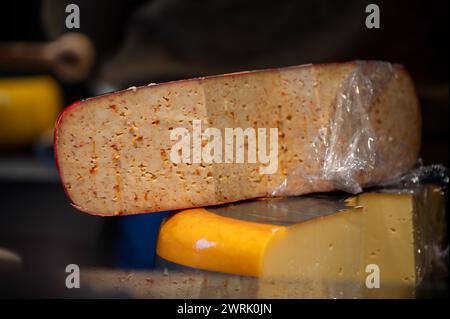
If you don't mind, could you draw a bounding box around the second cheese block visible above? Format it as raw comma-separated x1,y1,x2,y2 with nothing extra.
156,186,445,298
55,61,421,215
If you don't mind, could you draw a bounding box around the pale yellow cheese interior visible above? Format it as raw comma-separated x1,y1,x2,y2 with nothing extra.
259,193,416,298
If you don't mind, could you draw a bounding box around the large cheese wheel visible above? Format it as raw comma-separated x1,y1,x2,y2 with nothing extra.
55,61,420,215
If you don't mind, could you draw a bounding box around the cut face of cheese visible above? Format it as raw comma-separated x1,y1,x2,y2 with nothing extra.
260,192,416,298
54,61,421,215
359,193,416,298
260,209,364,298
156,186,444,298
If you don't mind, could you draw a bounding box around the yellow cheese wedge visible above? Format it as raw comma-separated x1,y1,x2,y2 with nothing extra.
156,186,445,298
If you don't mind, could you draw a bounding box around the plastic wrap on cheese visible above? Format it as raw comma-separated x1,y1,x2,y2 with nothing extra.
272,61,418,196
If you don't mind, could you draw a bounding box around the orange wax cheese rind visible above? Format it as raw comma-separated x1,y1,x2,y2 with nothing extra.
156,208,286,277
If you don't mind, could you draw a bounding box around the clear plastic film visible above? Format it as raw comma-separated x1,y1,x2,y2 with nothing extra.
317,61,394,193
272,61,417,196
382,165,449,292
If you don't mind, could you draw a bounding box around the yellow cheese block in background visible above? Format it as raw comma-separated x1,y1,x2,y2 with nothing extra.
0,76,62,146
157,186,445,298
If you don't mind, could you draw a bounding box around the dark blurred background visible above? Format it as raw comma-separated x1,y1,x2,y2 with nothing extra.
0,0,448,297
